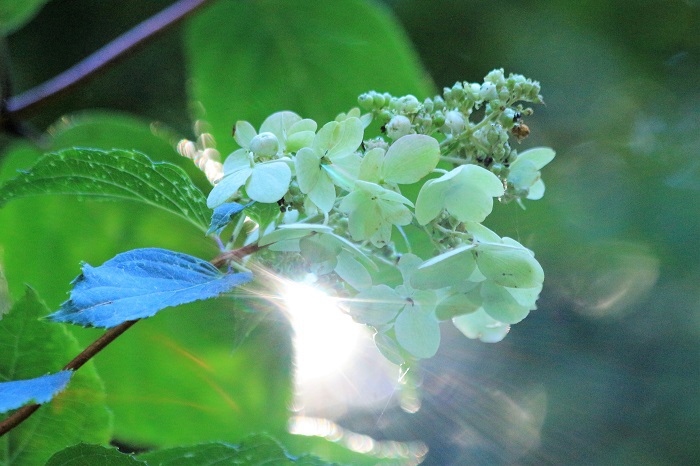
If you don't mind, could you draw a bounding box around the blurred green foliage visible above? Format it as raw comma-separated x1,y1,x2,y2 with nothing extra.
1,0,699,465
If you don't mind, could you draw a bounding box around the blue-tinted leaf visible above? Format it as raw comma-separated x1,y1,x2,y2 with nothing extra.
207,202,249,235
0,148,211,232
0,371,72,413
46,444,145,466
47,248,253,328
140,434,334,465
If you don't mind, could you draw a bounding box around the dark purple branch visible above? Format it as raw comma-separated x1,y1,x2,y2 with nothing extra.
4,0,212,119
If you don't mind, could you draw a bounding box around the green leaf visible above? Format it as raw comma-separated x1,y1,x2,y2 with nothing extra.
0,371,73,413
383,134,440,184
47,248,253,328
140,434,335,465
46,444,144,466
208,202,249,235
0,0,49,34
0,289,111,466
185,0,433,153
0,148,211,233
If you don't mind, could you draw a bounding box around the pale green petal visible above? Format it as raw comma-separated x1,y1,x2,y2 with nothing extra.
464,222,502,243
397,253,424,284
443,165,504,223
308,172,337,213
286,131,316,153
351,284,405,325
507,285,542,310
288,118,318,134
295,147,321,193
452,308,510,343
515,147,555,170
206,167,252,208
474,241,544,288
480,282,530,324
260,111,302,143
247,161,291,203
335,250,372,290
379,199,412,226
411,244,476,289
359,147,385,183
394,305,440,359
435,287,482,320
223,148,251,173
315,118,364,160
355,180,412,206
328,152,362,189
383,134,440,184
527,179,546,200
415,178,445,225
507,159,539,190
300,234,340,275
326,232,377,271
369,221,393,247
268,238,301,252
233,121,256,149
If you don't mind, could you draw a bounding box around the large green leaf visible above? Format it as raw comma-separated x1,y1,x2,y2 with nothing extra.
46,444,144,466
0,148,210,232
140,434,335,465
0,289,111,466
185,0,433,153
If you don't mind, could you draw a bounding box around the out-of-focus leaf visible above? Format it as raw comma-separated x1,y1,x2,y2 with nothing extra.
0,371,72,413
0,148,211,232
46,444,144,466
185,0,433,153
48,248,253,328
0,288,111,466
0,0,49,34
140,434,336,465
207,202,248,235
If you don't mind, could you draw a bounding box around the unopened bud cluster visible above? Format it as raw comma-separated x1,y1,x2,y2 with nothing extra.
358,69,543,199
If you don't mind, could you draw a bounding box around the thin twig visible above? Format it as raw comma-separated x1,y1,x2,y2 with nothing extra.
0,241,257,437
4,0,212,120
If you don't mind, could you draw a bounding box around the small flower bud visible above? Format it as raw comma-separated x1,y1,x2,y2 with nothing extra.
444,110,465,135
358,93,374,110
433,110,446,127
423,98,434,113
385,115,413,140
249,132,279,156
480,82,498,101
399,95,421,113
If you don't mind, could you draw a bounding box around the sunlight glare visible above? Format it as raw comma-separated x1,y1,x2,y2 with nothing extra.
282,282,362,383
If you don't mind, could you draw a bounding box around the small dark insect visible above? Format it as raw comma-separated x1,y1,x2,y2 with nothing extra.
511,123,530,141
380,124,387,134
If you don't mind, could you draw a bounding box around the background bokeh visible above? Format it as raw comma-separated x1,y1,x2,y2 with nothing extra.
1,0,699,464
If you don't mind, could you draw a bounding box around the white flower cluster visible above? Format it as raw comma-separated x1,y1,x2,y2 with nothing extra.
177,70,555,365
